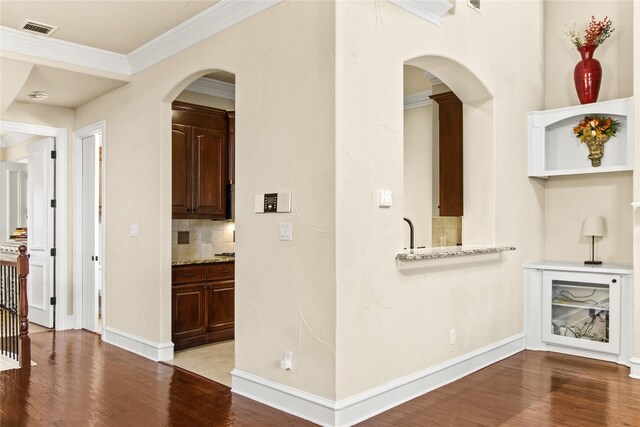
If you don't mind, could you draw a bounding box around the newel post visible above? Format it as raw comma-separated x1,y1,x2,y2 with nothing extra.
17,245,30,368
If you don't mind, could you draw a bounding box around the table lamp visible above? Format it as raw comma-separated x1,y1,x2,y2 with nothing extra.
582,215,604,265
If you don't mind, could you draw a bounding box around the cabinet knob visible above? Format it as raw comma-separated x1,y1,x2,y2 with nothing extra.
612,279,617,283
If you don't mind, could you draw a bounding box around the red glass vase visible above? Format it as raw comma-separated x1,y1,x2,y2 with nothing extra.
573,45,602,104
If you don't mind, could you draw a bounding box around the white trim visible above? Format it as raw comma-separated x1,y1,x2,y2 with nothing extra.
232,334,525,426
404,90,432,109
631,202,640,208
389,0,454,26
0,120,68,331
630,358,640,379
128,0,281,74
423,70,443,86
0,26,130,75
185,77,236,100
0,0,280,77
72,121,106,332
102,326,174,362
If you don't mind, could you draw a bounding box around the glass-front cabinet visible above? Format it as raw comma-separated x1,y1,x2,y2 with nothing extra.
542,271,620,354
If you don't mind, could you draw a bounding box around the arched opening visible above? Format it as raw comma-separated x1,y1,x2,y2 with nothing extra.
403,56,494,249
165,69,237,387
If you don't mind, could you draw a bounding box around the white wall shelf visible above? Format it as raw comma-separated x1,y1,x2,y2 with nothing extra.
528,97,634,178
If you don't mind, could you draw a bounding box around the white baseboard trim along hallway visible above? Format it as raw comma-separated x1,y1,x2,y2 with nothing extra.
102,326,174,362
232,333,526,426
630,357,640,379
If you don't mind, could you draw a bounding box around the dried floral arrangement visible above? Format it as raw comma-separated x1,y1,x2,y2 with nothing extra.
572,115,619,142
567,16,614,48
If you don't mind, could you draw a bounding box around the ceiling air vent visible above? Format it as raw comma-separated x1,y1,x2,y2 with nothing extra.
467,0,481,13
19,20,58,37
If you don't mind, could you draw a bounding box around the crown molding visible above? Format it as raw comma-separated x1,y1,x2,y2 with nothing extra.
127,0,281,74
423,70,443,86
404,90,433,109
0,26,131,75
390,0,454,26
185,77,236,100
0,0,281,77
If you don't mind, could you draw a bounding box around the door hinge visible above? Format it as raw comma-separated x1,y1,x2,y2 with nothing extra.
50,150,57,159
50,297,57,305
50,248,56,256
50,199,56,208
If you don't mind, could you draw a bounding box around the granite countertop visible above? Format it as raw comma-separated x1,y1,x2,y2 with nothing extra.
396,245,516,261
172,257,235,266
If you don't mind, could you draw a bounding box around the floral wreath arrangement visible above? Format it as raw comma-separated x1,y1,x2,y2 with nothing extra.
572,115,619,142
567,16,614,48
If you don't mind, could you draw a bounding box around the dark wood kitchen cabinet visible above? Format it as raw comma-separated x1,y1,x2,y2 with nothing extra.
430,91,463,217
172,261,234,350
172,101,228,219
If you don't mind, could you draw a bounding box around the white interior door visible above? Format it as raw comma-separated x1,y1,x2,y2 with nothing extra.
82,135,99,332
27,137,55,328
0,162,28,242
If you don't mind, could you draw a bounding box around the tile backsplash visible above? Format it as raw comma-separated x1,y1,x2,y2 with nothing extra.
172,220,235,262
432,216,462,247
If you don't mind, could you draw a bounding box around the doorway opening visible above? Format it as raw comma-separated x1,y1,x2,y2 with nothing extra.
166,70,236,387
0,121,68,330
73,122,105,333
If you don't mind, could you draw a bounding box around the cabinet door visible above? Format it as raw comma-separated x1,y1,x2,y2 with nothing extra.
430,91,463,217
227,111,235,184
172,124,192,215
172,284,207,341
192,126,227,217
206,281,234,334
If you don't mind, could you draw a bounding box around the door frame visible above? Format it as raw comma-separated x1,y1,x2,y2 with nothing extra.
0,120,69,330
73,121,106,332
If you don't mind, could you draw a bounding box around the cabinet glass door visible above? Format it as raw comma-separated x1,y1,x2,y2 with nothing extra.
542,271,620,354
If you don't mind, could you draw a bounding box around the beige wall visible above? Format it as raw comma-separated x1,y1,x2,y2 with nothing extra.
335,0,545,399
543,1,634,264
633,0,640,365
74,1,337,399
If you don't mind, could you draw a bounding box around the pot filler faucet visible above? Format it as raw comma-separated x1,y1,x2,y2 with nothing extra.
403,217,415,250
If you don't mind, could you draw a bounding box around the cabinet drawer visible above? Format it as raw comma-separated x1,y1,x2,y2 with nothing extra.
172,265,206,283
207,263,234,281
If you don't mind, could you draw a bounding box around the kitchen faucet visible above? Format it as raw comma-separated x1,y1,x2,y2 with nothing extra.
403,217,415,250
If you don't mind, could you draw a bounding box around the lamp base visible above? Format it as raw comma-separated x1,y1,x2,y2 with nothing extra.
584,260,603,265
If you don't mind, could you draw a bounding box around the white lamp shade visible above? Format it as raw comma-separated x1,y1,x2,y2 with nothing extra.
582,215,605,237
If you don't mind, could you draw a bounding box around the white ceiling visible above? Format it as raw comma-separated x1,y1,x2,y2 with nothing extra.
0,0,230,111
0,1,218,54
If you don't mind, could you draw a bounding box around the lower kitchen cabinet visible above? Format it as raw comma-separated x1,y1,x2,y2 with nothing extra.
172,262,234,350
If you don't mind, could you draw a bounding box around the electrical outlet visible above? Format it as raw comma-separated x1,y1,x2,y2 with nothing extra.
450,329,456,345
280,351,293,370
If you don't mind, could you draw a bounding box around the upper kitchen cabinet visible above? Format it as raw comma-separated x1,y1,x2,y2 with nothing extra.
227,111,235,184
430,91,463,217
172,101,228,219
528,97,634,178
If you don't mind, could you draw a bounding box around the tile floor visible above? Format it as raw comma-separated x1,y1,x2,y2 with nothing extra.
168,340,235,387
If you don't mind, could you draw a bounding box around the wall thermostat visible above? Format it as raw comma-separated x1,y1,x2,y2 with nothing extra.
255,192,291,213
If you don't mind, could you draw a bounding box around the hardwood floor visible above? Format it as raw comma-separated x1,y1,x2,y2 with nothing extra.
363,351,640,426
2,330,639,426
0,330,313,426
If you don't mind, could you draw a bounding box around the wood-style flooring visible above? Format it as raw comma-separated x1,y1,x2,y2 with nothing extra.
1,330,639,426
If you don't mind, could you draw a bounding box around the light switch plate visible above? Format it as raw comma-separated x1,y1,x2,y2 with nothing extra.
377,190,392,207
130,224,139,237
279,223,292,241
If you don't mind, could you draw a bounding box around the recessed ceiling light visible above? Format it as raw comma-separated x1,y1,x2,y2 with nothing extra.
29,91,48,100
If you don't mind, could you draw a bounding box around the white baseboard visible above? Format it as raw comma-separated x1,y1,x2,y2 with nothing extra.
232,333,525,426
630,357,640,379
102,326,174,362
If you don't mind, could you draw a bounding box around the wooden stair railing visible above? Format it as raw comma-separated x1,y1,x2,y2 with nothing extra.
0,245,30,369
